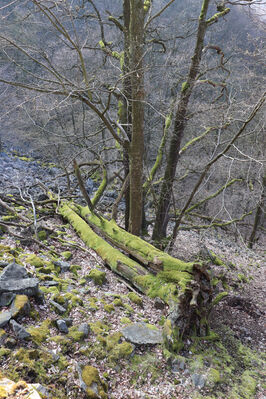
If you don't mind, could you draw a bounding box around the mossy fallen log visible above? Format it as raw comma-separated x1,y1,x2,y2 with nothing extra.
58,201,213,352
77,205,195,274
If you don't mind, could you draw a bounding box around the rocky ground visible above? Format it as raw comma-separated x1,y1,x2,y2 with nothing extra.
0,148,265,399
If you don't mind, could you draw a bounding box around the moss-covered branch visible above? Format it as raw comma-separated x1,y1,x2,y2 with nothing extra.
206,8,230,25
179,127,214,156
143,109,173,193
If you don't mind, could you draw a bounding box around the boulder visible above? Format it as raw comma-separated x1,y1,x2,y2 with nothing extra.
0,262,28,280
121,322,163,345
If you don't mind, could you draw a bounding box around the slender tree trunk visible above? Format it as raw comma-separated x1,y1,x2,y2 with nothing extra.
152,0,210,241
248,174,265,248
129,0,145,235
122,0,132,231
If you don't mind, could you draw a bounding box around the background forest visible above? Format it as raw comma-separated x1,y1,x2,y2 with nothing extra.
0,0,265,247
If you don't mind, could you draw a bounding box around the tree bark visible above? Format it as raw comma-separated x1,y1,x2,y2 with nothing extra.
122,0,132,231
129,0,145,235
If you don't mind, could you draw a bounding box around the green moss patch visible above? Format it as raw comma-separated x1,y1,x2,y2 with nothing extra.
127,292,143,306
27,319,51,345
88,269,107,286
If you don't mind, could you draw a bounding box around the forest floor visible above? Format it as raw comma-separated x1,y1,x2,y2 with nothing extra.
0,208,265,399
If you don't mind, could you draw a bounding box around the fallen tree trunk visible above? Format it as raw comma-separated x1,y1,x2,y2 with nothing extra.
58,201,215,351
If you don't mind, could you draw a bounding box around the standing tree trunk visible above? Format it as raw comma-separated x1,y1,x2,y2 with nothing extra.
248,174,265,248
122,0,132,231
152,0,211,242
129,0,145,235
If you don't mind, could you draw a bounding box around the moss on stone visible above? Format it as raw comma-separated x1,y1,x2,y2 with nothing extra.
81,366,108,399
27,319,51,345
11,295,30,318
68,326,86,342
90,321,110,335
104,304,115,313
87,297,99,312
208,367,221,384
61,251,72,260
39,286,59,295
25,254,44,268
113,298,124,307
109,342,134,362
88,269,106,286
127,292,143,306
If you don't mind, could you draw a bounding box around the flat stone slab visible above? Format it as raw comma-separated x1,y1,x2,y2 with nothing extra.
0,278,39,297
121,322,163,345
0,263,28,281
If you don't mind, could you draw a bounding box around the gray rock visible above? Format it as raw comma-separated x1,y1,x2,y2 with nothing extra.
0,292,15,307
191,373,206,389
78,323,90,337
0,310,12,327
53,260,70,273
10,319,31,340
170,356,186,372
56,319,69,333
0,278,39,297
0,262,28,281
49,300,67,314
122,322,163,345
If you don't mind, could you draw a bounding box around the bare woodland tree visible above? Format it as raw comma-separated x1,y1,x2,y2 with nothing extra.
0,0,265,247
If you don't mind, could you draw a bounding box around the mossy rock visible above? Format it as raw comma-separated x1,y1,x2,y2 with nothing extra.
86,297,99,312
68,326,86,342
88,269,106,286
104,304,115,313
25,254,45,268
80,365,108,399
61,251,72,261
113,298,124,307
90,321,110,335
10,295,30,318
127,292,143,306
